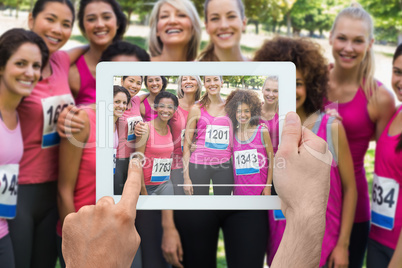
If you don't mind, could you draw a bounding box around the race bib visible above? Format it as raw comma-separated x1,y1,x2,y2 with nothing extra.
205,125,229,150
274,210,286,221
127,116,143,142
234,149,260,175
41,94,75,148
113,149,116,175
0,164,19,219
151,158,172,182
371,174,399,230
181,129,185,151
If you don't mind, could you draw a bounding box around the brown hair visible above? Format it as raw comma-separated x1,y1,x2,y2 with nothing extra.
225,89,261,128
254,36,328,115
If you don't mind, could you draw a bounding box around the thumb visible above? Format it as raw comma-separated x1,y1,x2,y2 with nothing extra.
277,112,301,157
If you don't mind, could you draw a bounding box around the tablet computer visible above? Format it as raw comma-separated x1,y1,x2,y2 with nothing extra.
96,61,295,209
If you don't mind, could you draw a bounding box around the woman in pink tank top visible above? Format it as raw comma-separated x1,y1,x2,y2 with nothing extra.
69,0,127,105
366,44,402,268
260,76,279,154
254,36,357,268
0,28,48,268
140,76,168,122
326,6,396,266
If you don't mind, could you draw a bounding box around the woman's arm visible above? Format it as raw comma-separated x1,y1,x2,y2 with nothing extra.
389,230,402,268
261,127,274,195
182,105,200,195
134,123,149,195
161,210,183,268
328,120,357,268
368,85,396,140
66,45,89,65
57,110,90,229
68,64,81,99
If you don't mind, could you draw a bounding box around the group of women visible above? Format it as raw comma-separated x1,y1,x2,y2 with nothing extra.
0,0,401,267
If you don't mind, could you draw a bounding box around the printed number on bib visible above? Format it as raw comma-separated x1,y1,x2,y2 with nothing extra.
127,116,143,142
205,125,229,150
371,174,399,230
113,149,116,175
0,164,19,219
181,129,185,151
42,94,75,148
234,149,260,175
151,158,172,182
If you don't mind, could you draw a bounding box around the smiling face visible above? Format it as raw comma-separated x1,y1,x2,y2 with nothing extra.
0,43,42,97
83,1,118,48
236,102,251,126
146,76,163,94
155,97,175,122
204,75,222,95
205,0,246,51
156,3,192,48
181,75,198,94
296,69,306,112
122,76,142,97
262,79,278,105
113,92,127,118
28,2,73,54
330,17,373,70
392,55,402,102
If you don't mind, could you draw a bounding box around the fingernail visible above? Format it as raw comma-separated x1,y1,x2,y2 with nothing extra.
285,112,298,125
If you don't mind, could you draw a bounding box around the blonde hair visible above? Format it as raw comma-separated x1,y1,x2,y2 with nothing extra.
331,5,377,98
148,0,201,61
263,75,278,88
176,75,202,100
198,0,245,61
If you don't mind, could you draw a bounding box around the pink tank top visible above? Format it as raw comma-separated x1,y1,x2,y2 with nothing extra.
116,96,142,158
143,98,158,122
369,106,402,250
143,122,174,185
259,113,279,153
232,125,269,195
0,115,23,239
56,107,96,236
267,113,343,267
190,107,233,165
17,50,73,184
74,55,96,105
326,85,378,223
169,106,189,169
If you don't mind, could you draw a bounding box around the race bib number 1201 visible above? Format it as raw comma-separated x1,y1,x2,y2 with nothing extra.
0,164,19,219
205,125,229,150
371,174,399,230
41,94,75,148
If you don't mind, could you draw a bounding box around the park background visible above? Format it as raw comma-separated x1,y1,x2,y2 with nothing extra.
0,0,400,267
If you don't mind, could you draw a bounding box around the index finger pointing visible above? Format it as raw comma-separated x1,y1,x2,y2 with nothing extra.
118,158,142,216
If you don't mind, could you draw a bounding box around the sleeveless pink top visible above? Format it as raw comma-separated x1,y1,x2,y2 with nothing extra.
169,106,189,169
259,113,279,153
232,125,269,195
56,107,96,236
369,106,402,250
0,115,23,239
17,51,73,184
143,98,158,122
326,85,379,223
190,107,233,165
267,114,343,267
74,55,96,105
143,122,174,185
116,96,142,158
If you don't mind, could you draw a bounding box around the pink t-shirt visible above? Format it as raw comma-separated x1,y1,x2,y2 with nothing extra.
0,116,23,239
369,106,402,250
259,113,279,153
169,106,189,169
190,107,233,165
57,107,96,236
74,55,96,105
325,85,380,223
116,96,142,158
17,50,74,184
232,125,269,195
143,122,174,185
